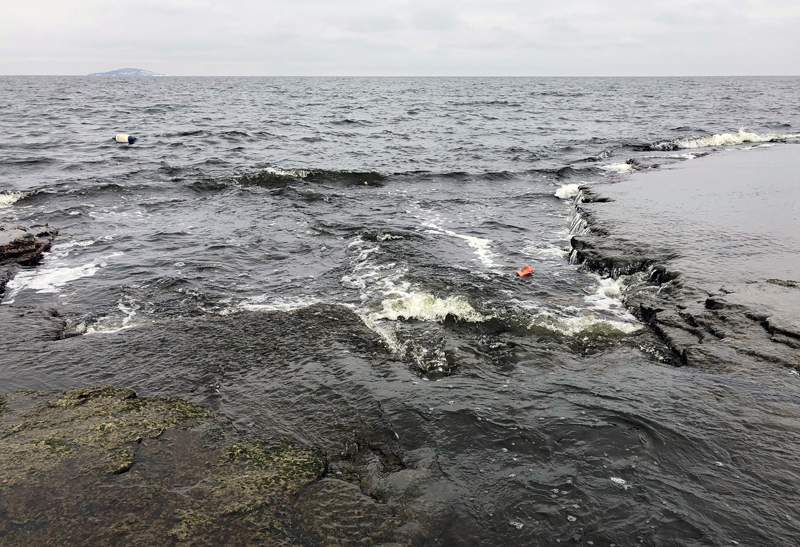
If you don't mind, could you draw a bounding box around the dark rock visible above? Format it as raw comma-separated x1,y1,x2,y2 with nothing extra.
569,195,800,370
766,279,799,289
0,222,58,296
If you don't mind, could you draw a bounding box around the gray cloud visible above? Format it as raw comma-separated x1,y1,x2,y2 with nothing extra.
1,0,798,75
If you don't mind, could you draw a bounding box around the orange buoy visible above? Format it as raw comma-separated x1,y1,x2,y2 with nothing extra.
516,264,534,277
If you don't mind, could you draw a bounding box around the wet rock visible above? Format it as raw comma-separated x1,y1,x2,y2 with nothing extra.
0,222,58,296
0,386,327,546
570,200,800,370
766,279,799,289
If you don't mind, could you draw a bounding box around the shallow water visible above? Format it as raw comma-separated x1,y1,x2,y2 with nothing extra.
2,76,800,545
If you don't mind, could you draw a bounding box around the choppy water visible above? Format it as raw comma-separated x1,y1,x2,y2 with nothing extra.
2,76,800,545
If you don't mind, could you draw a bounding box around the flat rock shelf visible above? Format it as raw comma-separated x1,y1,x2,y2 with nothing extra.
571,143,800,369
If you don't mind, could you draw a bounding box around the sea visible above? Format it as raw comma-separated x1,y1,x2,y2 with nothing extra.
1,76,800,545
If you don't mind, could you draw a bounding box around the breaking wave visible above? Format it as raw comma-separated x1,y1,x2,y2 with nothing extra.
373,292,487,323
0,191,28,208
236,168,385,187
555,184,581,200
651,130,799,151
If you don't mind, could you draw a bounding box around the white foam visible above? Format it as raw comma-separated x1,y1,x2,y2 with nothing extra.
0,191,27,208
583,276,639,319
653,129,799,151
82,298,140,335
357,306,451,373
555,184,581,200
373,292,486,323
261,167,312,178
4,262,99,300
521,244,567,260
2,246,119,303
529,312,641,336
601,163,634,174
51,239,96,254
231,296,323,313
514,274,641,337
423,222,499,270
611,477,630,490
742,143,774,150
340,235,406,295
669,153,697,160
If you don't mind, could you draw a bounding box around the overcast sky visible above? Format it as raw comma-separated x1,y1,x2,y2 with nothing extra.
2,0,799,76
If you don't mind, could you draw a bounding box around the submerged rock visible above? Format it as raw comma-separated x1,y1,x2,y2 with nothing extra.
0,386,326,546
0,222,58,296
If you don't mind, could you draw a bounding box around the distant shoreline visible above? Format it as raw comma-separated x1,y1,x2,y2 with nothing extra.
88,68,166,77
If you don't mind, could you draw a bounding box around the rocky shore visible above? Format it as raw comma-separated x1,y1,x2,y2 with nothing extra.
0,222,58,297
0,386,329,545
570,179,800,370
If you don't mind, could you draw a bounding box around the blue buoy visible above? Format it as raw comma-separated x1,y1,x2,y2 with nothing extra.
114,134,137,144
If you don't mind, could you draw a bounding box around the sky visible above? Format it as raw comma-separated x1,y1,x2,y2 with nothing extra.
2,0,799,76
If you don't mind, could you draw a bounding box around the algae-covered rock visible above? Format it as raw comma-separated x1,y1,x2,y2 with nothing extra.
0,386,326,546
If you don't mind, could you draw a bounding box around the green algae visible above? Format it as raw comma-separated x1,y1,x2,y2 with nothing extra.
767,278,799,289
107,448,136,474
168,510,213,541
224,437,325,476
0,386,327,546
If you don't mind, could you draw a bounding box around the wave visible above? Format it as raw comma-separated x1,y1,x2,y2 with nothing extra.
220,296,325,314
0,157,55,166
235,168,385,187
600,163,634,174
332,119,372,126
555,184,581,200
372,292,487,323
422,221,500,271
0,191,28,208
516,277,641,338
651,130,799,151
528,312,641,337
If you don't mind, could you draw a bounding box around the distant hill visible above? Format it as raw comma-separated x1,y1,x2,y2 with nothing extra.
88,68,166,77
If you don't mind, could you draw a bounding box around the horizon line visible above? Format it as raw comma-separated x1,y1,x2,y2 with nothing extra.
2,73,799,78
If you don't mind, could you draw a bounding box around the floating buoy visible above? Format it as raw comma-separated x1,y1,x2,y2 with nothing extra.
516,264,534,277
114,134,137,144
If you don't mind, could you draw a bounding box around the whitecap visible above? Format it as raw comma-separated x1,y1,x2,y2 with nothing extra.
0,191,27,208
555,184,581,200
260,167,313,178
373,291,486,323
611,477,630,490
652,129,799,151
